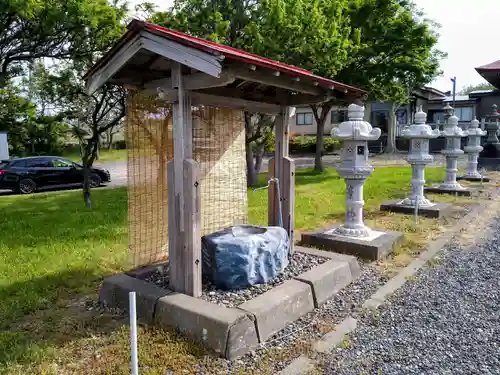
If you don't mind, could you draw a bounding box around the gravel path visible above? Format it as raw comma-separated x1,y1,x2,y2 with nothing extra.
326,218,500,375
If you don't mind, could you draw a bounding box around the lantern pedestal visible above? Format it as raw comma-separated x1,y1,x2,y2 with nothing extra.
301,227,403,261
456,175,490,182
300,103,403,261
380,108,453,218
380,200,453,219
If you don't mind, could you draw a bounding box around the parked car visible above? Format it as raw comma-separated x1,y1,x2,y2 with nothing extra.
0,156,111,194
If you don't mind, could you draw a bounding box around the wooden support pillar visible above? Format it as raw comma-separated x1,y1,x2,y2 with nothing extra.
268,106,295,253
167,63,202,297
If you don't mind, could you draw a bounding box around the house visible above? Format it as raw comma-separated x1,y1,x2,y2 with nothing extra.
290,61,500,139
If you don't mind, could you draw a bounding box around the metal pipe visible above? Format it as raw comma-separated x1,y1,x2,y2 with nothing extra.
129,292,139,375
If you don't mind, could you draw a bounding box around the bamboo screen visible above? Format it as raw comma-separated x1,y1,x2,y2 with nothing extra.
127,91,248,267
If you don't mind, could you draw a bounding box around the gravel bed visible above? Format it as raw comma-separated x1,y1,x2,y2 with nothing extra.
325,218,500,375
143,251,329,307
226,261,390,373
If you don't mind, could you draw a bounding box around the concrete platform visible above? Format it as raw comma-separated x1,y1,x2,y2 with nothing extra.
380,200,454,219
457,175,491,182
99,247,361,359
301,226,403,261
424,186,473,197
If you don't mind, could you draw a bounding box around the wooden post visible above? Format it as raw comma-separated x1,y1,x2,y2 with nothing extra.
268,107,295,252
183,159,202,297
168,63,202,297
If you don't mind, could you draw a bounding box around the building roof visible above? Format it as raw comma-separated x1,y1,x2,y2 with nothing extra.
476,60,500,71
83,19,366,99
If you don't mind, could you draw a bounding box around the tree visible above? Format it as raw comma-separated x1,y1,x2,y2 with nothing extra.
459,81,495,95
245,113,275,186
0,0,126,87
147,0,355,178
0,83,36,154
41,62,126,207
333,0,445,155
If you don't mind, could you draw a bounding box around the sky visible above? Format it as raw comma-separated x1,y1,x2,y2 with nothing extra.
129,0,499,93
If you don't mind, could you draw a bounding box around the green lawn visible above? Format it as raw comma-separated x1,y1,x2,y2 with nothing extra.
0,166,453,372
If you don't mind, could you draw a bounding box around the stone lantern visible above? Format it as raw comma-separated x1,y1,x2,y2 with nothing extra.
380,108,452,218
425,112,472,196
458,117,489,182
331,103,381,237
478,104,500,171
301,104,403,260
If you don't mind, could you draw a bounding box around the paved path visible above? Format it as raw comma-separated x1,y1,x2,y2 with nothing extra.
325,217,500,375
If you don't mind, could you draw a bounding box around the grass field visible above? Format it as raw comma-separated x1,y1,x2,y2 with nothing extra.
0,166,473,374
63,149,127,164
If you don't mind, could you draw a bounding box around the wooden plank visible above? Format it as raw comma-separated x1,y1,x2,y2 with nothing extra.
268,158,278,226
172,63,185,232
282,157,295,254
183,159,202,297
140,33,222,77
144,70,235,91
85,37,143,95
167,160,183,293
183,91,193,159
150,88,281,114
230,66,324,96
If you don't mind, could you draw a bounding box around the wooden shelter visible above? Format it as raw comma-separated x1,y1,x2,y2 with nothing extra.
83,19,366,297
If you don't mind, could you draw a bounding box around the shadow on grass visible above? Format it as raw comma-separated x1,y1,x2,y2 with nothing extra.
0,269,212,372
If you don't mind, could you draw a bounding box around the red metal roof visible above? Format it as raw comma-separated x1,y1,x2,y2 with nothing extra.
84,19,366,96
476,60,500,71
143,22,364,94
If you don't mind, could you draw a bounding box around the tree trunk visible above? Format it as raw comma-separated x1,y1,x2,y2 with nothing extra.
384,103,398,154
311,102,334,172
83,166,92,208
107,132,114,150
246,143,258,187
254,147,265,176
315,122,325,172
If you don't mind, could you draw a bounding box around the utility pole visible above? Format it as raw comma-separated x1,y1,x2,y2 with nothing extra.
451,76,457,111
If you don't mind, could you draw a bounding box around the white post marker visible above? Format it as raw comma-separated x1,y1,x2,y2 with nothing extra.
129,292,139,375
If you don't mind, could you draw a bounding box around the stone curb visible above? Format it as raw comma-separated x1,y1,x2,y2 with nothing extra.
98,248,360,359
277,193,498,375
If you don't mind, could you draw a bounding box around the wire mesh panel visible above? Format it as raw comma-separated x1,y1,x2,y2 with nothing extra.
127,91,173,267
192,106,248,236
127,92,248,268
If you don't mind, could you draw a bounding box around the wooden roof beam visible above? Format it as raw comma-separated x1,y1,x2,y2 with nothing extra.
144,69,235,91
230,66,325,96
157,88,281,113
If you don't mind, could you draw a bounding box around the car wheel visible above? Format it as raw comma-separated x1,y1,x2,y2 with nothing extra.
18,178,37,194
89,173,102,188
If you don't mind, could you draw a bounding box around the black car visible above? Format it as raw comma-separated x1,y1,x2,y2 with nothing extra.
0,156,111,194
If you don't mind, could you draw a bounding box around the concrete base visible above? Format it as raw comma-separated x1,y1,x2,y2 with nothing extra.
456,175,491,182
300,226,404,261
99,248,360,359
380,200,454,219
424,186,473,197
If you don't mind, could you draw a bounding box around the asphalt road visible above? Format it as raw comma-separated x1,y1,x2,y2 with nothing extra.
0,154,468,197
